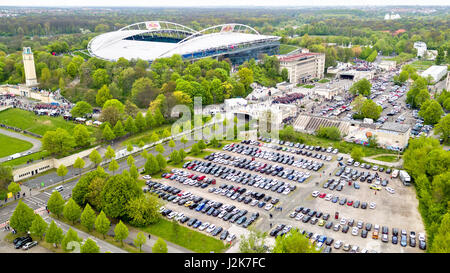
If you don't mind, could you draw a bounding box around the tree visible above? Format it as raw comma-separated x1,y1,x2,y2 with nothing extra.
351,147,365,162
42,128,75,156
108,159,119,175
150,132,160,143
237,67,254,91
145,110,155,129
316,126,341,140
28,214,48,241
73,157,85,177
168,139,176,152
135,112,147,132
89,149,102,167
179,149,187,162
113,120,126,138
103,99,125,113
415,89,431,108
80,204,96,232
153,108,165,126
104,145,116,161
155,153,167,171
9,200,35,233
272,229,320,253
130,164,139,180
155,143,165,154
114,220,129,246
152,237,168,253
190,143,200,155
162,129,171,139
180,135,188,149
127,143,133,153
360,99,383,120
435,47,445,65
134,232,147,252
81,238,100,253
419,100,444,125
145,154,160,175
126,195,161,227
100,174,141,218
57,164,68,183
349,78,372,97
430,211,450,252
46,220,64,248
127,155,135,167
435,114,450,144
71,101,93,118
63,198,82,224
100,106,121,127
239,228,268,253
95,211,111,239
8,182,21,195
47,191,65,218
102,124,116,142
62,228,82,252
170,150,181,164
124,116,138,134
73,124,91,147
92,68,109,88
198,140,206,151
96,85,112,107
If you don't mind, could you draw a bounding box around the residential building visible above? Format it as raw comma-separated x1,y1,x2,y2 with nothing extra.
278,52,325,84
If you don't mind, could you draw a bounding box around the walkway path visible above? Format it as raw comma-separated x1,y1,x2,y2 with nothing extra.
0,128,42,163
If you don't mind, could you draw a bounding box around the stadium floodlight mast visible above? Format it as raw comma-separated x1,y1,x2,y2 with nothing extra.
170,97,280,141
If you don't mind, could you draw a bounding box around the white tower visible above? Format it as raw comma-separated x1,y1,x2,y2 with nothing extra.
22,47,38,87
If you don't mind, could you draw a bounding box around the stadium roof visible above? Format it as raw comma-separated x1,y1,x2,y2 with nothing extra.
88,21,280,62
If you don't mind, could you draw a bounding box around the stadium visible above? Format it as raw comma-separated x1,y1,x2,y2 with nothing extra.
87,21,280,64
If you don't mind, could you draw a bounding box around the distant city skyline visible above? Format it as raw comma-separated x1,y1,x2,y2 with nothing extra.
1,0,449,7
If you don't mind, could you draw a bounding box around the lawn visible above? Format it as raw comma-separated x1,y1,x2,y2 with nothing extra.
279,44,299,55
0,133,33,158
410,60,435,71
1,150,50,168
141,218,227,253
121,124,172,147
0,108,84,136
372,155,401,162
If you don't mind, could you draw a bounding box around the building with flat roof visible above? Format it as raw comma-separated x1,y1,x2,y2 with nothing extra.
414,42,427,58
277,52,325,84
421,65,448,83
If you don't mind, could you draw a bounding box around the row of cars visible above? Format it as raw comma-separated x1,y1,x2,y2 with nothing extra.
207,152,312,183
147,180,259,229
208,183,278,211
186,158,296,196
269,224,368,253
159,207,237,243
12,236,38,250
288,202,426,250
312,190,377,209
244,140,337,161
254,138,339,156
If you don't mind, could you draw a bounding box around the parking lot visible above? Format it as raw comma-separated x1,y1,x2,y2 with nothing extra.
143,137,426,253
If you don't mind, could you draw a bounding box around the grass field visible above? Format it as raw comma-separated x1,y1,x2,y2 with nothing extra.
0,133,33,158
121,124,172,147
372,155,401,162
0,108,77,136
141,218,227,253
410,60,435,71
279,44,299,55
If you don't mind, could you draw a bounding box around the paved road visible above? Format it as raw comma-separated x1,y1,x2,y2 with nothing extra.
0,128,42,163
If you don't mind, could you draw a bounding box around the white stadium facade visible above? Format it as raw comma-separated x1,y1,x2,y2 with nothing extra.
87,21,280,64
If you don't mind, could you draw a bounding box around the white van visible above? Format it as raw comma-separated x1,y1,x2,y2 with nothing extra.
53,186,63,192
391,169,399,178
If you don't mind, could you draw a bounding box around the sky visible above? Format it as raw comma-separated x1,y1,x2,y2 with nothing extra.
1,0,449,7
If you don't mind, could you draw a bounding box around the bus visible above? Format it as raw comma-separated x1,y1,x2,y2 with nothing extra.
399,170,411,186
